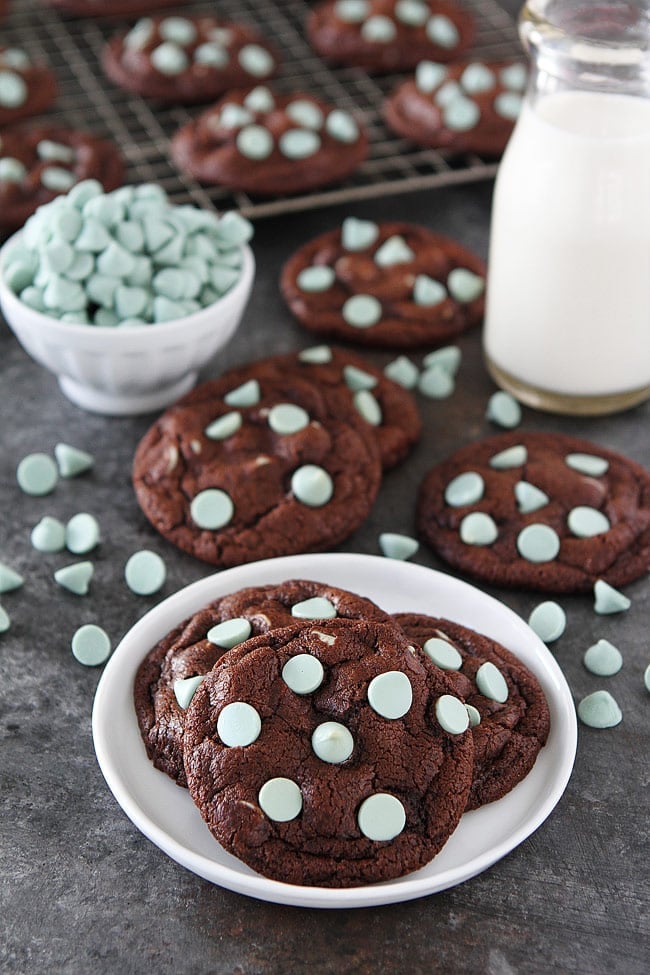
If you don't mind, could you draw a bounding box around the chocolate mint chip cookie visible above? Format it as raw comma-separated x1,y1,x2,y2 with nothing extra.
394,613,550,809
132,370,382,567
183,618,473,886
0,47,56,128
280,219,486,349
417,431,650,592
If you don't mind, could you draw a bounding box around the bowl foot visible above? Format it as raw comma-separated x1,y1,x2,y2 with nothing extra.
58,373,198,415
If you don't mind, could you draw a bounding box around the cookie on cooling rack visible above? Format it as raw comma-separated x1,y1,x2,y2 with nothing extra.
384,59,527,156
0,127,124,229
0,47,56,128
132,369,382,567
393,613,550,810
102,15,279,104
183,618,473,886
307,0,474,73
134,579,391,786
170,87,367,196
280,218,486,349
417,431,650,592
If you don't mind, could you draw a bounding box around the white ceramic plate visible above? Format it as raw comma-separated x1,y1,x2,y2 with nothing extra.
92,553,577,909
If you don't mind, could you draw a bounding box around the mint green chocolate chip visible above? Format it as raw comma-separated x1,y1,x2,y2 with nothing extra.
71,623,111,666
490,445,527,469
568,506,610,538
395,0,429,26
238,44,274,77
501,63,528,91
17,453,58,497
0,563,24,593
413,274,446,306
125,18,154,49
151,42,189,75
124,550,166,596
565,453,609,477
423,636,462,670
445,471,484,507
296,265,335,292
325,109,360,143
55,561,94,596
0,71,27,108
268,403,310,435
279,128,321,160
584,639,623,677
217,701,261,747
97,241,135,278
644,664,650,693
312,721,354,763
0,157,26,182
219,103,253,129
384,355,418,389
298,345,332,364
31,516,66,553
286,99,324,130
65,513,100,555
159,16,197,45
444,96,481,132
343,365,377,392
357,793,405,841
515,481,550,514
495,92,523,120
342,294,382,328
448,268,485,302
436,694,470,734
415,60,448,93
486,390,522,429
374,235,415,267
466,704,481,727
282,653,324,694
54,443,94,478
426,14,460,47
422,345,461,376
577,690,622,729
291,465,334,507
224,379,260,407
236,124,274,160
75,218,112,253
378,532,418,561
244,86,275,112
334,0,369,22
194,43,229,67
461,62,495,93
528,601,566,643
207,617,252,649
190,489,234,529
475,661,508,702
594,579,631,615
173,675,204,709
0,49,30,69
361,14,397,42
258,777,302,821
354,389,382,426
517,523,560,563
41,167,76,192
418,365,454,399
205,411,242,440
341,217,378,252
0,605,10,634
460,511,498,546
291,596,337,620
368,671,412,719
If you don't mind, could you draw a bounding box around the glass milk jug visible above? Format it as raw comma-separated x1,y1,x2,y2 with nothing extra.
483,0,650,415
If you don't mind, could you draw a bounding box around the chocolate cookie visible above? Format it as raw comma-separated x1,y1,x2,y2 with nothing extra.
0,127,124,230
0,47,56,128
307,0,474,73
103,15,279,104
42,0,183,16
384,59,527,157
170,87,367,196
134,579,390,786
394,613,550,809
417,431,650,592
280,218,486,349
183,618,473,886
132,371,382,567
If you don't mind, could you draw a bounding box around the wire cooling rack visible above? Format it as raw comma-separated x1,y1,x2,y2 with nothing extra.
2,0,521,219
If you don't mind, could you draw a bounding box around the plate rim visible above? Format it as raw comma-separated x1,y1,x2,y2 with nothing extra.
92,552,577,908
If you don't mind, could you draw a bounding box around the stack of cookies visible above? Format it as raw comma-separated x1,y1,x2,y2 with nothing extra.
134,579,550,887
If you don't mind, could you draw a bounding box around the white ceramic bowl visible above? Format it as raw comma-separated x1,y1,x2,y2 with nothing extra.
0,233,255,416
